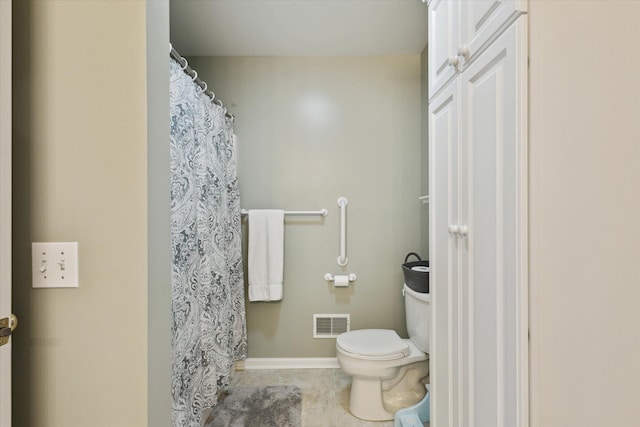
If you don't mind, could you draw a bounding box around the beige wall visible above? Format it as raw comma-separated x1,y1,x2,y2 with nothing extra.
12,1,148,426
529,2,640,426
189,56,423,357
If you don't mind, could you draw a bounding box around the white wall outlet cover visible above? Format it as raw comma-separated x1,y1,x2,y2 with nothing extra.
32,242,79,288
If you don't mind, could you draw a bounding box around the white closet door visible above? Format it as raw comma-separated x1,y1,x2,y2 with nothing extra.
461,16,528,427
428,0,459,99
429,78,462,427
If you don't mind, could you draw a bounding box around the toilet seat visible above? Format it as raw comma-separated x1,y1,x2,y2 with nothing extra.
336,329,410,361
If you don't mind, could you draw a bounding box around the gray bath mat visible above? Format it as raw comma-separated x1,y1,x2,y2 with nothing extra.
205,385,302,427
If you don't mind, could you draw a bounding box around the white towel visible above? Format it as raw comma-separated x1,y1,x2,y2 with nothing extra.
248,209,285,302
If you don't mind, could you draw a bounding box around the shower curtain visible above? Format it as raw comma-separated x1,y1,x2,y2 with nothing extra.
169,58,247,427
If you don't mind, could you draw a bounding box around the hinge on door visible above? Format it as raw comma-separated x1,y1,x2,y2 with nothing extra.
0,315,17,347
0,317,11,347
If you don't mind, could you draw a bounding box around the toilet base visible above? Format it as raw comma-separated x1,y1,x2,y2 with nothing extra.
350,377,395,420
348,360,429,421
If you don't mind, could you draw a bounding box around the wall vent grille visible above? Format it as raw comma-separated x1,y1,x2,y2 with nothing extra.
313,314,350,338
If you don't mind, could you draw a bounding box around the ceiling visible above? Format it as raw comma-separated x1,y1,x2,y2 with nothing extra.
170,0,428,57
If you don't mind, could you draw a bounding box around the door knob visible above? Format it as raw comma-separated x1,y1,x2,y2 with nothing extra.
448,224,460,234
447,56,460,69
457,45,470,61
459,225,468,236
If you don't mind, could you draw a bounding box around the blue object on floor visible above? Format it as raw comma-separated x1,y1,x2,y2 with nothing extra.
394,384,430,427
398,413,423,427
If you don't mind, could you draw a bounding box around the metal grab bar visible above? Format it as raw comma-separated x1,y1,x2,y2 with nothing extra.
337,197,348,266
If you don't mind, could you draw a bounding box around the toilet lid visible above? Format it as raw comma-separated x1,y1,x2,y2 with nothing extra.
336,329,410,360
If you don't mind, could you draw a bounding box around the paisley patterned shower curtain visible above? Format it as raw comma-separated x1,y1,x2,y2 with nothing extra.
169,58,247,427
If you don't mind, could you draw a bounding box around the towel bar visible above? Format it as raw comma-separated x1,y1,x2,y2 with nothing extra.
241,209,328,217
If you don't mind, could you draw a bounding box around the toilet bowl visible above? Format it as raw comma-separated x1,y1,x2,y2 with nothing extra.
336,285,431,421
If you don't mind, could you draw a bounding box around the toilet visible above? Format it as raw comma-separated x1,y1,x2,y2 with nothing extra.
336,284,430,421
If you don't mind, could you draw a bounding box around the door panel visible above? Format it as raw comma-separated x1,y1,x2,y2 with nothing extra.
428,0,459,98
461,17,527,427
429,78,460,427
461,0,526,64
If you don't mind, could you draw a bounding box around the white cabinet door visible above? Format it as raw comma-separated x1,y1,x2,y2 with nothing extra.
460,15,528,427
429,0,527,98
459,0,527,66
429,78,463,427
428,0,459,99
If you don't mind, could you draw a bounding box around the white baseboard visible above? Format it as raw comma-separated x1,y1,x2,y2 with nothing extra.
235,357,340,370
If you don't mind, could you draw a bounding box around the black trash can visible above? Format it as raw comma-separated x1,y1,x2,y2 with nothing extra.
401,252,429,293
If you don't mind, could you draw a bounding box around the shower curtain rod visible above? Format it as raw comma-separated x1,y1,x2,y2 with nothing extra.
170,43,234,120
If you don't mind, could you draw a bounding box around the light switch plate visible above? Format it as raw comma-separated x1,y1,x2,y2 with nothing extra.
32,242,79,288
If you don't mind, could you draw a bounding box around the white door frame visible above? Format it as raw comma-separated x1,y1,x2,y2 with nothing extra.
0,0,13,426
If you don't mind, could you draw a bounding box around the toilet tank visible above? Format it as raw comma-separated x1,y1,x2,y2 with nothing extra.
404,284,431,353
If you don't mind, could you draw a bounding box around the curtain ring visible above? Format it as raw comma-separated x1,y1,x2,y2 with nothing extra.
200,82,207,92
181,57,189,71
191,70,198,81
207,91,215,101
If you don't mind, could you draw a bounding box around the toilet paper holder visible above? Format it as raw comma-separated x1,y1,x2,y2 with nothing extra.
324,273,357,283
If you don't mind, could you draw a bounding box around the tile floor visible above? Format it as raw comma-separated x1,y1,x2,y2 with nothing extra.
229,368,429,427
